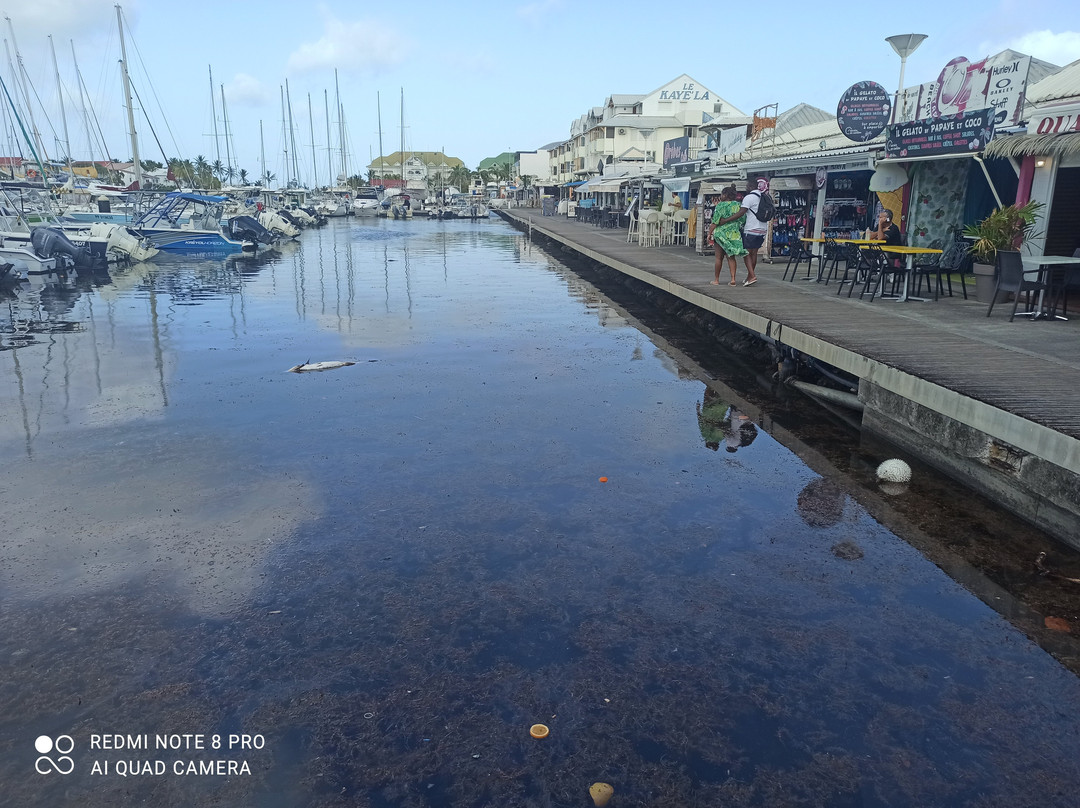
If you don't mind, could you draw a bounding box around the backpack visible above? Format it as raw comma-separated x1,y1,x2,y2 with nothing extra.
748,190,776,223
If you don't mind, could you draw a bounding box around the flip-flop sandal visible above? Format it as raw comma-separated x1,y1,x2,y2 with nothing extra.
728,282,737,286
743,278,757,286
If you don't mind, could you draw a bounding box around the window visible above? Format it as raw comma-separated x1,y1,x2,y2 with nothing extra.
645,151,655,162
579,136,585,146
713,103,724,114
606,127,615,139
684,126,695,138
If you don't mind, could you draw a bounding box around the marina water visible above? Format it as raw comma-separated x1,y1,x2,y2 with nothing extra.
2,217,1080,807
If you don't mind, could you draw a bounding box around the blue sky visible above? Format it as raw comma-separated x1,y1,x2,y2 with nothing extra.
3,0,1079,183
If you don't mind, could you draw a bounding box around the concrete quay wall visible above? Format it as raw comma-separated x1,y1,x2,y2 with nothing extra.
497,209,1080,549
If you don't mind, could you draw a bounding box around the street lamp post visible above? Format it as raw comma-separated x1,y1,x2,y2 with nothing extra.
885,34,928,124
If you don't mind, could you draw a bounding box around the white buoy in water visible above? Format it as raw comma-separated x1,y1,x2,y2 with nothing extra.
876,459,912,484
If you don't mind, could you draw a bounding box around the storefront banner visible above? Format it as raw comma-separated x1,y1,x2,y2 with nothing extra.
663,137,690,168
718,126,746,157
898,52,1031,126
837,81,892,142
1026,103,1080,135
885,108,996,159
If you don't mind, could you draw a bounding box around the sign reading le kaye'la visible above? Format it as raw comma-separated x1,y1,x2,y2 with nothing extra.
837,81,892,142
885,108,996,159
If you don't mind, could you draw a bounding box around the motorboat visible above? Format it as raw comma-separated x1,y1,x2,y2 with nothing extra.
352,186,383,217
0,239,59,276
131,192,248,252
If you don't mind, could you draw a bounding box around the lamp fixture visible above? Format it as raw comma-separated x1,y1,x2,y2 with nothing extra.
885,34,928,124
1036,159,1046,167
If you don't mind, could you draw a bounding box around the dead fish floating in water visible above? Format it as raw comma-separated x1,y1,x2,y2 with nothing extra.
287,360,356,373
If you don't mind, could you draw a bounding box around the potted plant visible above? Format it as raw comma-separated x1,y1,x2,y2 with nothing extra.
963,201,1043,303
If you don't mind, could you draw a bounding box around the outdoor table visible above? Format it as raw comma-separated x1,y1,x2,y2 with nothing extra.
1022,255,1080,320
864,245,943,302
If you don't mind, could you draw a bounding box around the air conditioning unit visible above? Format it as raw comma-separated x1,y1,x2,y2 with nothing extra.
618,128,626,135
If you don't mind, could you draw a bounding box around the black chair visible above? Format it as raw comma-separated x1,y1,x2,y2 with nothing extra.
783,237,815,281
831,243,869,291
856,245,904,301
986,250,1047,321
912,238,966,300
1046,248,1080,319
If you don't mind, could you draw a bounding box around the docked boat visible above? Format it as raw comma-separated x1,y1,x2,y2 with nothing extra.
131,192,248,252
352,186,383,217
0,240,59,276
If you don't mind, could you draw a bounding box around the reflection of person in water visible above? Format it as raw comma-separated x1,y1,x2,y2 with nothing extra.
696,388,730,451
723,407,758,453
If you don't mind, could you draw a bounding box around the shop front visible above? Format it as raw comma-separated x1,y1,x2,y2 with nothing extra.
740,150,877,260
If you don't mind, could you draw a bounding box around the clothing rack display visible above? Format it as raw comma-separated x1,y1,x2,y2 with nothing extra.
769,189,812,258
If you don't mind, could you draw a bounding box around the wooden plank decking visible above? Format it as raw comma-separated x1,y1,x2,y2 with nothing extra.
497,209,1080,461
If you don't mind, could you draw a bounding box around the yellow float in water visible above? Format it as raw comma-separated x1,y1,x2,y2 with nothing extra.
589,782,614,806
529,724,549,739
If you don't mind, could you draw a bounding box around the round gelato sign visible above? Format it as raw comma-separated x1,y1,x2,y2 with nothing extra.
837,81,892,142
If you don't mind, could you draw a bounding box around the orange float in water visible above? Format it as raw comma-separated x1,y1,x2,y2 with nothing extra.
598,477,608,483
529,724,549,739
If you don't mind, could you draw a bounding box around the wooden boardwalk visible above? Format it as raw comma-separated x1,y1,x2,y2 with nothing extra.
498,208,1080,459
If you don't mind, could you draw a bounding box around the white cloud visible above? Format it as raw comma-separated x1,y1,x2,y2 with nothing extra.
225,73,270,107
4,0,130,42
286,8,407,74
980,29,1080,66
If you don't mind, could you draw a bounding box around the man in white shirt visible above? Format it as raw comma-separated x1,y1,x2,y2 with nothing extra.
714,178,769,286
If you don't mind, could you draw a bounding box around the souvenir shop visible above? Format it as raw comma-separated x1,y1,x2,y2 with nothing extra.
765,175,814,259
740,150,877,261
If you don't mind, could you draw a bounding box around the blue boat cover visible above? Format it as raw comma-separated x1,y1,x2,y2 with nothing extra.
165,191,229,203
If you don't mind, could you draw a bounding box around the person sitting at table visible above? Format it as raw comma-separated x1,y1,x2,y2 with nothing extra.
870,209,903,245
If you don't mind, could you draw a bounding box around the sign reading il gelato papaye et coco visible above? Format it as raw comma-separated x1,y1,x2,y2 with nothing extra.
885,108,995,159
837,81,892,142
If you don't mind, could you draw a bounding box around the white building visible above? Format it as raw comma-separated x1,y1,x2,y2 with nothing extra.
550,75,747,185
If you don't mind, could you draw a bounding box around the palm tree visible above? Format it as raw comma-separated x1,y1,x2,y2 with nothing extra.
224,165,237,185
262,170,276,188
211,159,225,182
448,164,471,193
238,168,249,185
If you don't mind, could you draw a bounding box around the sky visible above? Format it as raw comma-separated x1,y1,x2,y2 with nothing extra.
2,0,1079,186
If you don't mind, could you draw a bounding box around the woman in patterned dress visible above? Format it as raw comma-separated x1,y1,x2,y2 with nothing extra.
709,186,747,286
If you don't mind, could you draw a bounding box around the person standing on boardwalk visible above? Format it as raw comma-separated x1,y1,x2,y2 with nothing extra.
709,186,747,286
714,178,769,286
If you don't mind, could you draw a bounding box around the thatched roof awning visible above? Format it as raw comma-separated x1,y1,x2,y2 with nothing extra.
985,131,1080,158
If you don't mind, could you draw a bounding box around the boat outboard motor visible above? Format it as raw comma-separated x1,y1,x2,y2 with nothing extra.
228,215,277,246
30,227,92,269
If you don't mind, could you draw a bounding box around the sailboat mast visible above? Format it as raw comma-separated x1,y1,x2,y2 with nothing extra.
324,89,332,186
400,87,404,189
285,79,299,187
220,84,233,184
209,66,220,164
377,91,384,182
280,84,289,188
115,4,141,189
259,119,266,187
48,36,72,176
307,92,317,188
335,68,345,182
5,16,46,166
